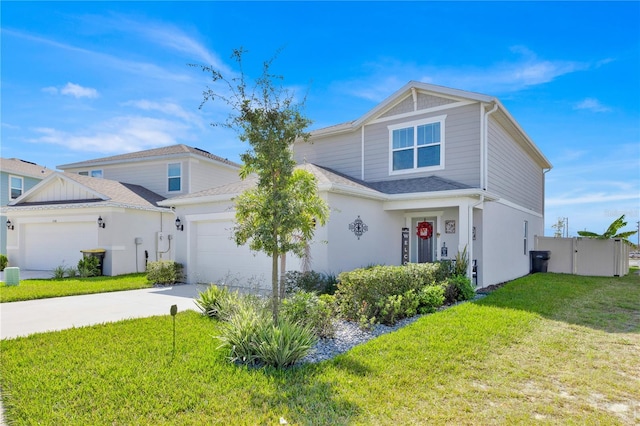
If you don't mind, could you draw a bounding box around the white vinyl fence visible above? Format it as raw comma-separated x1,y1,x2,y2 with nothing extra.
534,236,630,277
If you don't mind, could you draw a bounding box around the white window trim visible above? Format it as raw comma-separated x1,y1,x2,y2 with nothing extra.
523,220,529,255
167,162,182,193
9,175,24,200
388,115,446,176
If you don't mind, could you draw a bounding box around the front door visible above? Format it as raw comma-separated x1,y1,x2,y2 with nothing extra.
416,220,435,263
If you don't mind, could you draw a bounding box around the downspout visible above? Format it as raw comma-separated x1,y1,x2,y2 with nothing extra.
483,102,499,190
361,125,365,180
467,195,484,282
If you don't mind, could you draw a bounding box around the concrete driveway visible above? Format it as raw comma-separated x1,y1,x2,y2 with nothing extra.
0,284,203,340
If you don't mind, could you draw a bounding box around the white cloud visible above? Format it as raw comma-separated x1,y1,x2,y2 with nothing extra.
574,98,611,113
29,116,190,154
546,192,639,207
6,28,191,83
123,99,205,129
338,47,595,102
60,83,99,99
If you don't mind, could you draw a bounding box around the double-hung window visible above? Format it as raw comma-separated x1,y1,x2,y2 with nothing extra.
168,163,181,192
9,176,23,200
389,115,445,173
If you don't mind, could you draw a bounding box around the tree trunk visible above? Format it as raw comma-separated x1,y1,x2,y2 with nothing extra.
279,253,286,301
272,248,279,323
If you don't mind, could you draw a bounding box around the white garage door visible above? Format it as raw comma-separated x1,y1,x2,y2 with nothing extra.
193,220,272,291
24,222,97,270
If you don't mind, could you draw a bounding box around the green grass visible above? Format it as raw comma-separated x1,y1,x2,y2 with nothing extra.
1,272,639,424
0,273,151,302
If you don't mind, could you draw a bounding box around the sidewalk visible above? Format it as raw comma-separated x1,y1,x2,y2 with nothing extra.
0,285,202,340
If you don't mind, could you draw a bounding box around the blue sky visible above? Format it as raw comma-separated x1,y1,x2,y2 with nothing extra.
2,1,639,238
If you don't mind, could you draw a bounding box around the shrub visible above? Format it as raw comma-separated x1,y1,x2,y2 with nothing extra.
376,289,420,325
284,270,338,295
453,245,469,277
442,275,475,304
146,260,183,285
217,296,269,366
194,285,232,319
65,267,78,278
435,260,453,282
335,263,440,325
253,320,317,368
52,265,67,279
216,293,316,368
77,256,100,278
417,285,445,314
282,290,336,338
0,254,7,271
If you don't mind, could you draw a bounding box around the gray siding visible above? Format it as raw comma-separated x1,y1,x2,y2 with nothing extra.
364,103,482,187
189,160,239,193
487,116,543,213
64,159,238,199
294,131,362,178
381,93,456,118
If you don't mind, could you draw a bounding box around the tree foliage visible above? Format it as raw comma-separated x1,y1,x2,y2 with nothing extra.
577,214,637,245
192,48,329,320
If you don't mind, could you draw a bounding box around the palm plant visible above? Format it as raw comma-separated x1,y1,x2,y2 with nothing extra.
577,214,637,245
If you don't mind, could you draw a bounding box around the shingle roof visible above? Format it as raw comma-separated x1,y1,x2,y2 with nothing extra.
0,158,53,179
307,164,472,194
162,163,472,206
12,172,167,210
57,144,241,169
366,175,472,194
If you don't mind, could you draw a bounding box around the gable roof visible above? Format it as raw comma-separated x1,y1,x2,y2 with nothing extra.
309,81,552,169
57,144,241,170
7,172,167,211
0,158,53,179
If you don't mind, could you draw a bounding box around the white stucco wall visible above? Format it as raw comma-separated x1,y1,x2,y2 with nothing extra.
5,207,174,276
312,193,404,273
481,200,543,287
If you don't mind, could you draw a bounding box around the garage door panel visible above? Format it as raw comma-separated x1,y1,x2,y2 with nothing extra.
194,221,272,289
24,223,97,270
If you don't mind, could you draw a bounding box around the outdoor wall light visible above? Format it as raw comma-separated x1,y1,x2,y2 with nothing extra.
97,216,106,229
175,217,184,231
6,219,14,230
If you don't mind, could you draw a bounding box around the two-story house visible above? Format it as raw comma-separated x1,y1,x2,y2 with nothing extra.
162,82,551,289
0,158,52,256
4,145,240,275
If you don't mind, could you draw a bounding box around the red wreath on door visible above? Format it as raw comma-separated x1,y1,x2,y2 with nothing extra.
416,221,433,240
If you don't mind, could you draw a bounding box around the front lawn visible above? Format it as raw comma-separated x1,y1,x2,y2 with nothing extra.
0,273,151,302
1,272,638,424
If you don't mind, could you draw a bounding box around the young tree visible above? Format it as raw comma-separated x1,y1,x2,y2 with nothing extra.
577,214,637,245
191,49,329,320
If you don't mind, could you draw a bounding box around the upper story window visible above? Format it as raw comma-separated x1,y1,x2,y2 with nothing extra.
389,115,446,174
9,176,23,200
78,170,103,178
168,163,181,192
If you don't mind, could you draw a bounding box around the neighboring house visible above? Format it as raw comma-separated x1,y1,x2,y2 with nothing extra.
162,82,552,289
5,145,241,274
0,158,52,255
57,144,241,198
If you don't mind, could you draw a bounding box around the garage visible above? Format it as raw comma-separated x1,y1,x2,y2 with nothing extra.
24,222,97,270
192,220,272,290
